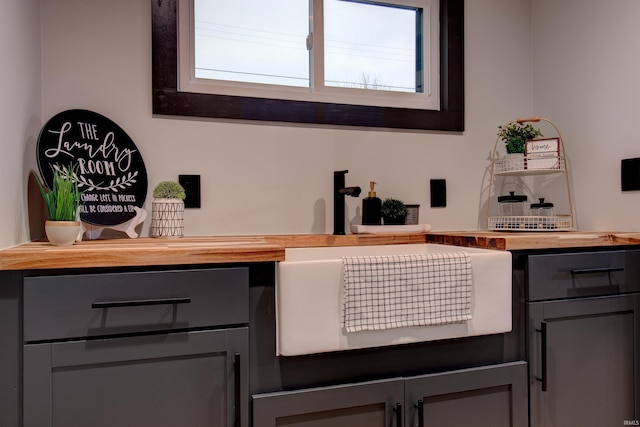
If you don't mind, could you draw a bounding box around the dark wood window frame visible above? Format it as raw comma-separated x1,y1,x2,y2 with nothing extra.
151,0,464,131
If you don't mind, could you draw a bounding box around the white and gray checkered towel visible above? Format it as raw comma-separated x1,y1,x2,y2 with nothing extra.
341,252,472,333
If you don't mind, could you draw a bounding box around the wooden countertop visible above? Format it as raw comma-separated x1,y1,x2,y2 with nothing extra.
426,231,640,251
3,231,640,271
0,233,427,271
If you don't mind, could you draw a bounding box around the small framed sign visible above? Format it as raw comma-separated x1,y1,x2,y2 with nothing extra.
526,137,560,170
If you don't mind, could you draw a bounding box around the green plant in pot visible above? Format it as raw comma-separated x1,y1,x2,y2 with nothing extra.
153,181,187,200
497,122,543,154
381,198,408,225
151,180,186,237
36,164,83,245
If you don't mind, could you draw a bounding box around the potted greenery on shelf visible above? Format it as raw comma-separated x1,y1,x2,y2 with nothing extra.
381,198,408,225
151,180,186,237
497,122,543,154
36,164,83,246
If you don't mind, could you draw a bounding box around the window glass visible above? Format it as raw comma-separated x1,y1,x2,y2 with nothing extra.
191,0,429,101
194,0,309,87
324,0,420,93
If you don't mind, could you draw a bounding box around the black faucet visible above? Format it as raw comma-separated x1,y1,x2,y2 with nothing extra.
334,170,361,235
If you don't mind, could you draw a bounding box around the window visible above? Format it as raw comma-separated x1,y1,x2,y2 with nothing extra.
183,0,437,110
152,0,464,131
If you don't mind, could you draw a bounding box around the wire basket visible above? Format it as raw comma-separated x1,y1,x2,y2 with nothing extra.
494,154,564,175
488,215,572,231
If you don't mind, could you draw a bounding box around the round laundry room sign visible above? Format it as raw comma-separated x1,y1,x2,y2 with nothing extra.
37,109,148,226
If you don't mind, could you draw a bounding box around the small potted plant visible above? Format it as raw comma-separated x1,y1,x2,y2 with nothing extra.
36,164,83,245
497,122,543,154
151,180,186,237
381,198,408,225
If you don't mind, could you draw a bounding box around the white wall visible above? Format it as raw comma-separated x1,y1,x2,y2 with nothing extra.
0,1,634,243
0,0,41,249
533,0,640,231
14,0,640,247
9,0,532,247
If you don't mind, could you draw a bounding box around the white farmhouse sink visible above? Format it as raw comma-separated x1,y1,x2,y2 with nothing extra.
277,243,512,356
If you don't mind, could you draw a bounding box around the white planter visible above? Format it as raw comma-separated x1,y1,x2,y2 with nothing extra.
506,152,526,167
151,198,184,237
45,220,82,246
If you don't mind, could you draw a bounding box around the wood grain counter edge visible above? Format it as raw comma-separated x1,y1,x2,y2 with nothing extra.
0,233,427,270
426,231,640,251
3,231,640,270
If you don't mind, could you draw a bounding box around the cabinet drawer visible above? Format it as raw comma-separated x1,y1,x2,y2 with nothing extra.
527,250,640,301
24,268,248,342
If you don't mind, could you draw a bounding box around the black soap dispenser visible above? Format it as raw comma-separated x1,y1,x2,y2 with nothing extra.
362,181,382,225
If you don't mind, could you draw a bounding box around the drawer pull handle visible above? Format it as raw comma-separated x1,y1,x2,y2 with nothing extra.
570,266,624,275
91,297,192,309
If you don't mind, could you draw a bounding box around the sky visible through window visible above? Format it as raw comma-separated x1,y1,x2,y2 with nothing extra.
194,0,419,93
324,0,417,92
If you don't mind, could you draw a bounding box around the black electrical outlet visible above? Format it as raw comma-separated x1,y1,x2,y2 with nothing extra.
179,174,201,208
621,158,640,191
430,179,446,207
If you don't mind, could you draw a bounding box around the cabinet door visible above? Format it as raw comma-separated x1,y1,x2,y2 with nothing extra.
529,294,640,426
24,328,249,427
252,378,405,427
405,362,528,427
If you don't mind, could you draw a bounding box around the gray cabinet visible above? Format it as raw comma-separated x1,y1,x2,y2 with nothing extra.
253,361,527,427
528,294,640,426
22,268,250,427
526,250,640,426
405,362,527,427
253,377,404,427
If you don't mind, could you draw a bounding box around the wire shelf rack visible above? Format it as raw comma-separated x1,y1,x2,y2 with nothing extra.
486,117,575,232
